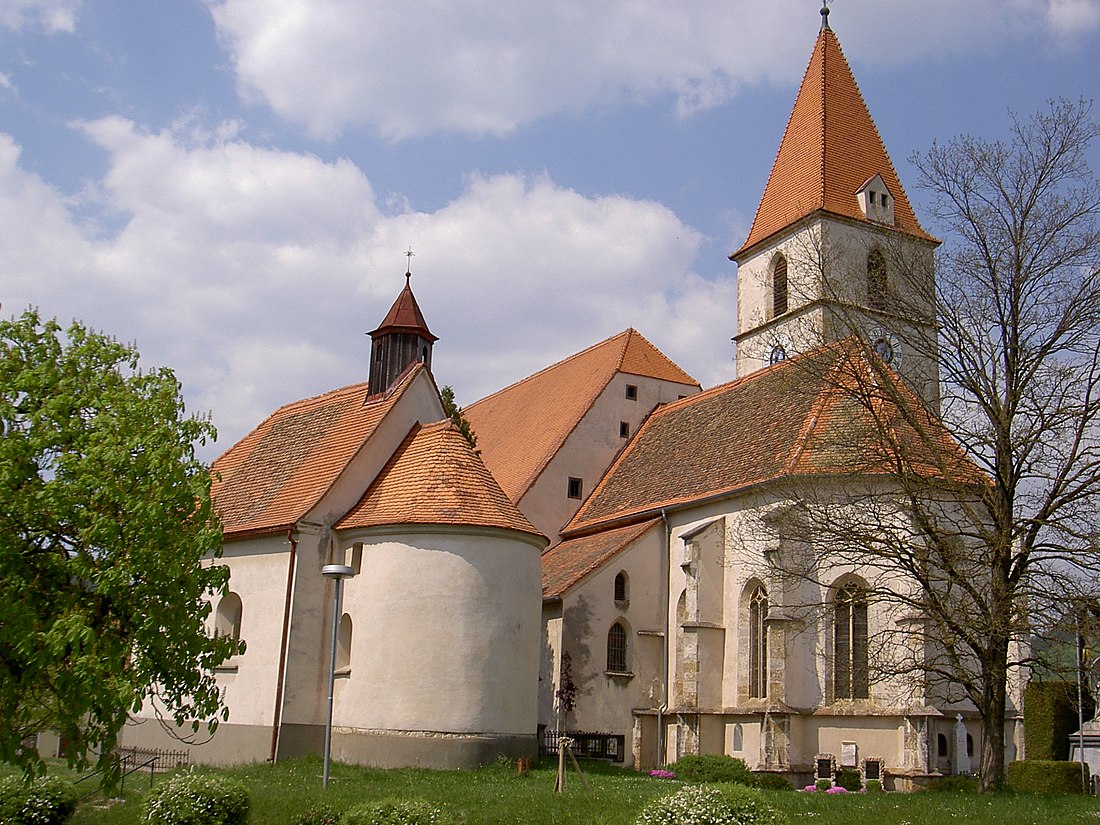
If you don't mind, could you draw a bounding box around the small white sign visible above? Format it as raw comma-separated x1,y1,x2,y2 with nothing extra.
841,742,857,767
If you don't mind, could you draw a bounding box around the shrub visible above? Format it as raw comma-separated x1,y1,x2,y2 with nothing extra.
294,803,343,825
1006,760,1086,794
750,773,793,791
814,778,832,791
0,775,79,825
864,778,883,793
143,772,250,825
925,774,978,793
834,767,861,791
665,755,754,785
636,784,786,825
343,799,449,825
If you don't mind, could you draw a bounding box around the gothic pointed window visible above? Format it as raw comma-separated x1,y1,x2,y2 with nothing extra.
834,582,868,699
614,571,629,605
772,256,789,317
607,621,628,672
867,249,887,311
749,586,769,698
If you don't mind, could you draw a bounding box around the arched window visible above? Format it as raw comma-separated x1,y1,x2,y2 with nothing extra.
336,613,353,672
834,582,868,699
749,586,768,698
614,571,629,604
215,592,243,642
867,249,887,310
607,621,628,672
732,723,744,751
772,256,789,317
937,733,948,758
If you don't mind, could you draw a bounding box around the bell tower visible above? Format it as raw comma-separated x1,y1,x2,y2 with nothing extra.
730,5,940,408
367,263,437,396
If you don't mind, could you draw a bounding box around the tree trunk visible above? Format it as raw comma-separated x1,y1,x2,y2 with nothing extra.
978,649,1009,791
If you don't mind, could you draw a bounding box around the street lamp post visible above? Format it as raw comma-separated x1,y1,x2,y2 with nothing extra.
321,563,355,789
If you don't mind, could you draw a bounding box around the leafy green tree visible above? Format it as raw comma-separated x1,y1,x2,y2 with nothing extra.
0,310,234,779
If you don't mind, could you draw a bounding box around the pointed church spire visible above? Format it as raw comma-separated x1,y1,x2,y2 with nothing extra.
368,264,438,396
732,19,935,260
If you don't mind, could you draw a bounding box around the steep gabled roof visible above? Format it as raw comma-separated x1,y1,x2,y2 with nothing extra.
212,365,423,537
733,24,935,259
464,329,699,501
336,420,544,542
542,519,660,599
564,340,981,535
370,274,437,342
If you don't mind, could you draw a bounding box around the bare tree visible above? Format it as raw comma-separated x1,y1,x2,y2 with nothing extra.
752,99,1100,791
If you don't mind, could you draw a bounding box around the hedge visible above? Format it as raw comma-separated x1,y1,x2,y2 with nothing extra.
1006,760,1086,794
1024,681,1079,761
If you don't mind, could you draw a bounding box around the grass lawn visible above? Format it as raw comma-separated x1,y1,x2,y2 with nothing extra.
9,756,1098,824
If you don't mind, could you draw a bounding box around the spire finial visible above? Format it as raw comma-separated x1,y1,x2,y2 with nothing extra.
820,0,831,30
405,246,414,279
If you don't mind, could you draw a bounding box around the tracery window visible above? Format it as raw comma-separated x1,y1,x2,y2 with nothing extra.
773,256,789,317
749,586,769,698
834,582,868,699
867,249,887,311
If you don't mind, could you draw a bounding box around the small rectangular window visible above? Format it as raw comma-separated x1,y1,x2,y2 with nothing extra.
567,477,583,499
625,384,638,400
619,421,629,438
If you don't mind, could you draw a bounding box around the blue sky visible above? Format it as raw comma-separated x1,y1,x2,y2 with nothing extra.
2,0,1099,460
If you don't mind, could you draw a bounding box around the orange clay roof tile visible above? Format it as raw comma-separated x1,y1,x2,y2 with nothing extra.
564,340,982,535
541,518,660,599
211,365,422,537
335,420,544,540
733,26,936,259
464,329,698,501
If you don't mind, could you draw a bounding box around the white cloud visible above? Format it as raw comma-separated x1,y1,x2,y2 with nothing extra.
0,123,731,460
1047,0,1100,39
0,0,80,32
206,0,1100,140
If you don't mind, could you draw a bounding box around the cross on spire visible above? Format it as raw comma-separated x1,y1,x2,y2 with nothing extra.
820,0,831,30
405,246,414,279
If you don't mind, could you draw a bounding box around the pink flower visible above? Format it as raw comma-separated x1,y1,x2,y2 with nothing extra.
803,784,817,792
825,785,848,794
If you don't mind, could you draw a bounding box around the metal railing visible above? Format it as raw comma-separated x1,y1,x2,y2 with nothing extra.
541,730,626,763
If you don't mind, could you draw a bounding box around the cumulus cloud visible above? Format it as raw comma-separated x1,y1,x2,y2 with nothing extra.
206,0,1100,140
0,123,732,460
0,0,80,32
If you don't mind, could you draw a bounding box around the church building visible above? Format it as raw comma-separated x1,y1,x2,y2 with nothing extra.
121,9,1022,787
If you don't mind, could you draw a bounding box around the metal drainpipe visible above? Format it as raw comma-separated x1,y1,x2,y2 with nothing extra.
269,529,298,762
656,509,671,766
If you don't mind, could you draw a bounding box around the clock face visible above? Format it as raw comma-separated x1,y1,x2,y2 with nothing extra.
868,327,901,367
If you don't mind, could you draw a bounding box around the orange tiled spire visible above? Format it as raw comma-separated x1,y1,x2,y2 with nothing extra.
732,16,936,259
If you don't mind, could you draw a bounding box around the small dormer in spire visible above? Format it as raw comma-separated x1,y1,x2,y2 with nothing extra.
367,258,438,396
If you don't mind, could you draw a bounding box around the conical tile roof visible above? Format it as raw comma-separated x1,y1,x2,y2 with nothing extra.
733,24,936,259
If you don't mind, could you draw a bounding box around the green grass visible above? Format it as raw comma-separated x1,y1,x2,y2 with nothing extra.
6,756,1099,824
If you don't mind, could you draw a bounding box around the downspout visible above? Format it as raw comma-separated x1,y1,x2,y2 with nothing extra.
269,528,298,762
656,509,671,766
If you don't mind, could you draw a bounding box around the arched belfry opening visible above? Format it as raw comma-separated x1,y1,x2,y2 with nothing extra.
367,265,438,395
